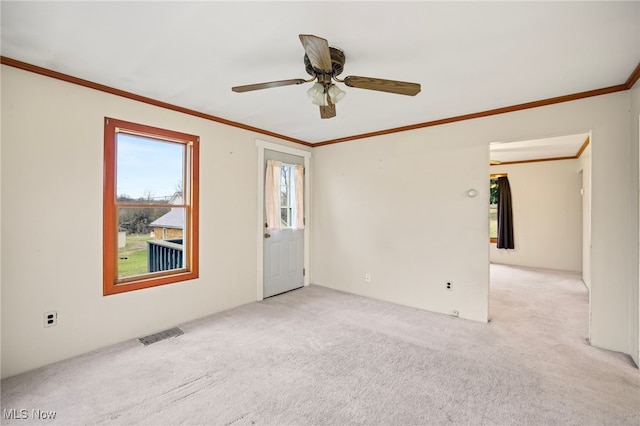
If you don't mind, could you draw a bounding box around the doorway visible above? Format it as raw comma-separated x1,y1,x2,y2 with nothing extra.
256,140,311,300
488,133,591,329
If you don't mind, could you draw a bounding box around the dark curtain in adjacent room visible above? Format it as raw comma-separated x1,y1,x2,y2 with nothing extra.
497,176,514,249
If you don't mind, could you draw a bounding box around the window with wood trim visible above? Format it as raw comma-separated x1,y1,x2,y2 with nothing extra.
103,118,199,295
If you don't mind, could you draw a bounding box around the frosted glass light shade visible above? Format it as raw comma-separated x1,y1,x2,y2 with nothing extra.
306,83,327,106
327,84,346,103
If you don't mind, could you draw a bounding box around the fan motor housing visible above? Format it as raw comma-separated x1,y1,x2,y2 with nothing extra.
304,47,345,77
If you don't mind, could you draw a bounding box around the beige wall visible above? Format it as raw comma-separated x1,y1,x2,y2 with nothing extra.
0,66,309,378
579,143,592,291
312,131,490,321
312,90,637,358
489,159,583,272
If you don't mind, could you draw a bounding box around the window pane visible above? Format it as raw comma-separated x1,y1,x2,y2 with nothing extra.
118,206,186,278
280,165,290,187
281,186,289,207
489,178,499,240
117,133,184,203
489,206,498,239
490,179,499,205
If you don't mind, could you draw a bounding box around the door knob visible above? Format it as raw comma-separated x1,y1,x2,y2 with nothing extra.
264,233,271,238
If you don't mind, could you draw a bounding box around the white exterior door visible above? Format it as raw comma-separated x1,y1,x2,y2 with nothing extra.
263,149,304,298
264,228,304,298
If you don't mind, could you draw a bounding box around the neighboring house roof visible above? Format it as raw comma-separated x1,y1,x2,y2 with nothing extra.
150,208,184,229
150,191,184,229
168,193,183,205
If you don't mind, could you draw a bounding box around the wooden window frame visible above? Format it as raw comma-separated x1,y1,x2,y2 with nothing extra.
103,118,199,296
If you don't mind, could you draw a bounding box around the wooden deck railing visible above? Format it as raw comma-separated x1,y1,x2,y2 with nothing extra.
148,239,183,273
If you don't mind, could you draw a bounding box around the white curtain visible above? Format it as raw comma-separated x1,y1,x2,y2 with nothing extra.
293,164,304,230
265,160,282,230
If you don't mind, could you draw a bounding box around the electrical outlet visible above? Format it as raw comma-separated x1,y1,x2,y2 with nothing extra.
452,310,459,317
446,281,453,291
365,273,371,283
44,311,57,327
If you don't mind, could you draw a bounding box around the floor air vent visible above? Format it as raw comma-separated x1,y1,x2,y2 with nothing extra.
137,327,184,346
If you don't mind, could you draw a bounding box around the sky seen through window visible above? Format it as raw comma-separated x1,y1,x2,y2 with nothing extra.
116,133,184,200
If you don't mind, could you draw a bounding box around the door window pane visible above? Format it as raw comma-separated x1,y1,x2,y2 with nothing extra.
280,165,294,227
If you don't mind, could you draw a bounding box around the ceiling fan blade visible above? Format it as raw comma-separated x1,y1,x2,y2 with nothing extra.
299,34,332,72
232,79,306,93
319,104,336,119
343,75,421,96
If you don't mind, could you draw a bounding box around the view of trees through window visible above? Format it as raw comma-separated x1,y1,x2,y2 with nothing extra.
489,177,499,241
280,164,294,228
116,134,186,279
117,193,170,235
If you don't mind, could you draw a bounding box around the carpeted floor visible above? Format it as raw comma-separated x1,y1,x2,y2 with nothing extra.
1,264,639,425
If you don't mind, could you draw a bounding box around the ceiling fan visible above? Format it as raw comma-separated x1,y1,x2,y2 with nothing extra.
231,34,421,119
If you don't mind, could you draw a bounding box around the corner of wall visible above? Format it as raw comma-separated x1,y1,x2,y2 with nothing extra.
629,84,640,367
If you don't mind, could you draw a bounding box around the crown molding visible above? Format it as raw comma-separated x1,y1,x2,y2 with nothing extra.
2,56,637,148
489,135,591,167
575,136,591,158
0,56,312,147
624,62,640,89
314,85,627,147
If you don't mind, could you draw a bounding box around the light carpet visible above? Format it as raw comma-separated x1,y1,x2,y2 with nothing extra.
1,264,639,425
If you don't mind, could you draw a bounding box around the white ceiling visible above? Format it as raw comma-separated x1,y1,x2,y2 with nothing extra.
490,133,589,164
1,2,638,145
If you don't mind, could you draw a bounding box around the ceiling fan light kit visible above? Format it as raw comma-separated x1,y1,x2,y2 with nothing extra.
306,82,326,106
307,82,345,106
327,84,346,103
232,34,421,119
